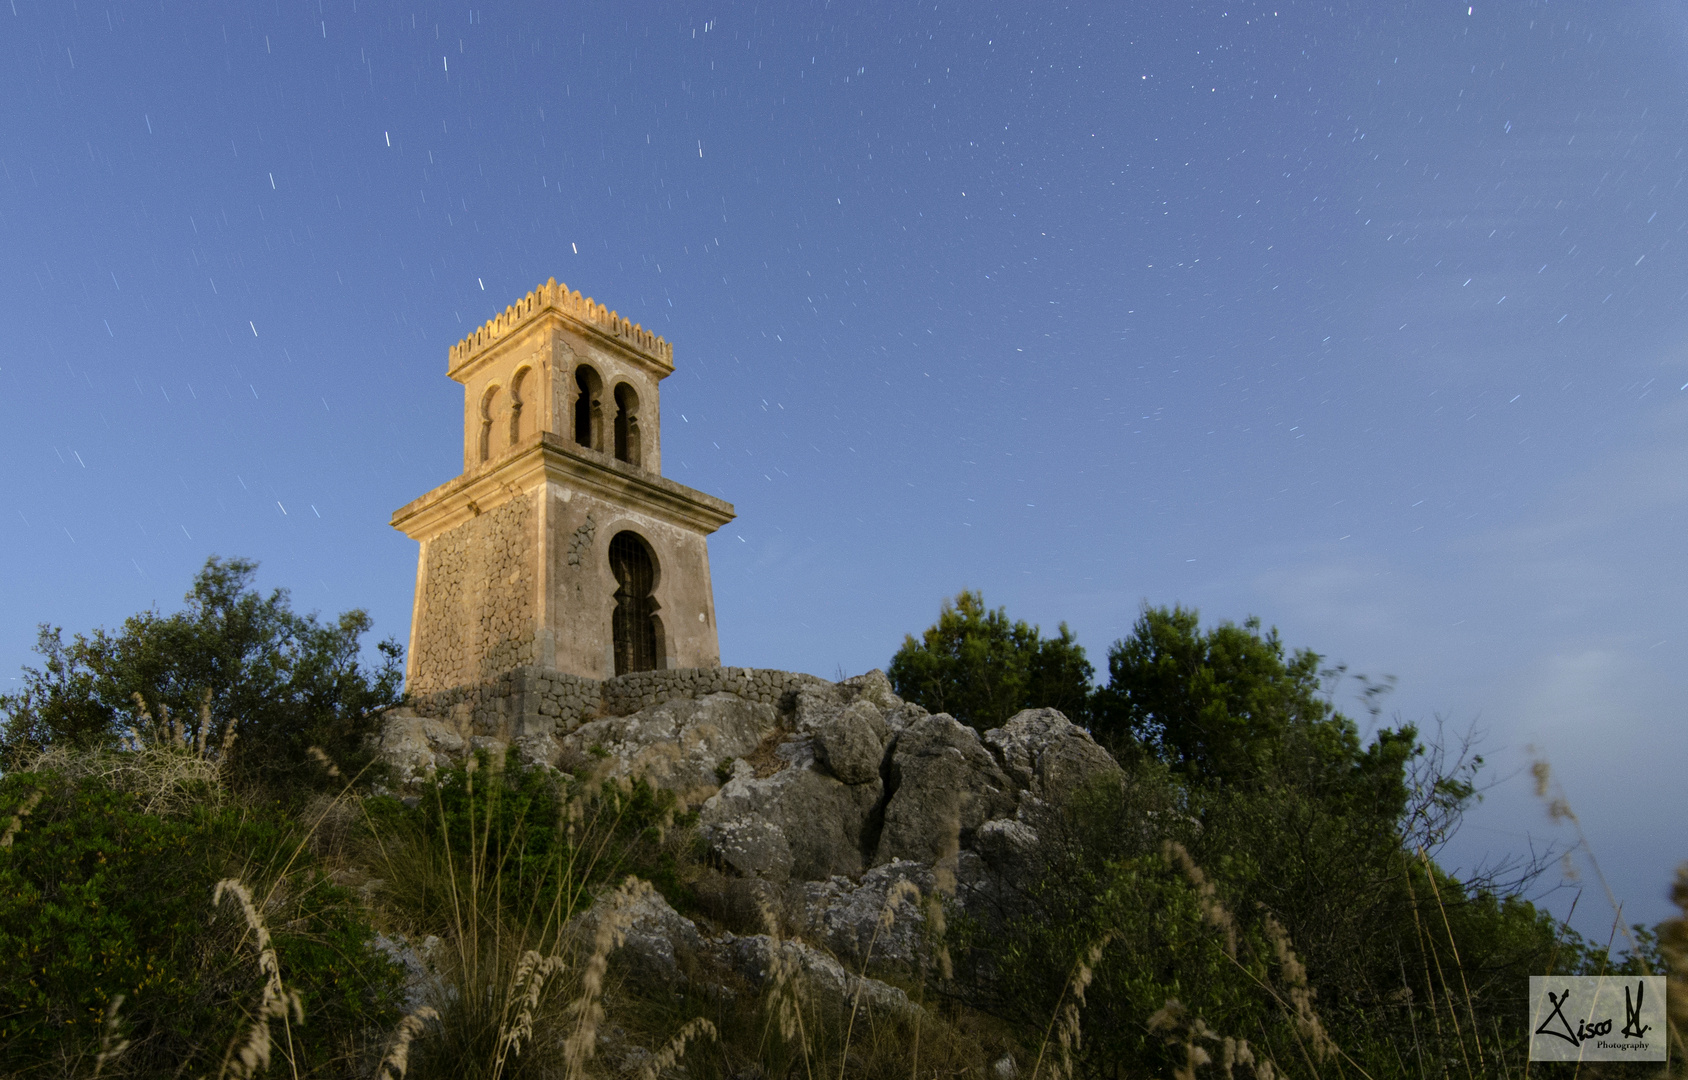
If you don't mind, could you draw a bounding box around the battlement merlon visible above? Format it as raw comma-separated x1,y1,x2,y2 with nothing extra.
446,277,675,384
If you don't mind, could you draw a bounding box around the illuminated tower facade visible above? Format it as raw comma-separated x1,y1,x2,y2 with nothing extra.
392,280,735,693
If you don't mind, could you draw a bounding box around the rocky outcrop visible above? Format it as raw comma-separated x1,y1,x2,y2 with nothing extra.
557,692,780,808
701,735,883,882
570,887,912,1017
878,712,1018,865
985,707,1123,805
373,667,1127,987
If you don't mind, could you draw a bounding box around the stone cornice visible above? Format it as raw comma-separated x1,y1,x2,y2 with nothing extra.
447,278,674,384
391,432,734,541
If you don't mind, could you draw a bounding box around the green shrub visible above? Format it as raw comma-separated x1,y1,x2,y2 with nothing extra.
0,756,403,1078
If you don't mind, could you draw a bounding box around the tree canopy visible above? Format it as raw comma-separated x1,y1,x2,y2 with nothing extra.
887,590,1094,730
0,556,402,789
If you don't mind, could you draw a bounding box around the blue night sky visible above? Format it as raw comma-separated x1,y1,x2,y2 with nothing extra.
3,1,1685,933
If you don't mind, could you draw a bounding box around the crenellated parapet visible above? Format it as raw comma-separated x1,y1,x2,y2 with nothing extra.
447,277,672,376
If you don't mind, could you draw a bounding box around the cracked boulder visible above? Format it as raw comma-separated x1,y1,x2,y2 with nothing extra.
877,713,1018,866
788,859,933,967
700,737,883,883
983,708,1123,805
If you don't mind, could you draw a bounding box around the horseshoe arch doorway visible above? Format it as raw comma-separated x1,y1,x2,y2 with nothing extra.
609,531,661,674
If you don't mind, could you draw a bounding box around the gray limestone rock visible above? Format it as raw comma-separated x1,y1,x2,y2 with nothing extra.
838,668,901,712
877,713,1018,865
559,692,781,807
372,709,467,785
788,859,933,967
713,933,912,1016
701,738,882,882
811,699,889,784
984,708,1123,804
573,887,704,986
703,815,796,882
369,932,445,1013
511,732,561,770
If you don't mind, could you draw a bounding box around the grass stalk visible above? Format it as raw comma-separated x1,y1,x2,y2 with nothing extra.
1417,847,1488,1076
838,878,921,1078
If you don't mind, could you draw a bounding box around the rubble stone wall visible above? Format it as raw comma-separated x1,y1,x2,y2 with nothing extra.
403,664,829,739
409,492,537,693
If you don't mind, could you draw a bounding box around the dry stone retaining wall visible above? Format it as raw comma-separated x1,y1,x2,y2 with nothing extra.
598,667,830,716
404,664,829,739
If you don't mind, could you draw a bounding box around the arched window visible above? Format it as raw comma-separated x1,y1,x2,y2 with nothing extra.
478,384,501,463
509,366,530,447
574,366,603,450
613,383,641,466
609,531,660,674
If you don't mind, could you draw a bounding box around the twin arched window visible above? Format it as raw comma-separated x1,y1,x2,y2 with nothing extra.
572,365,641,468
478,367,535,464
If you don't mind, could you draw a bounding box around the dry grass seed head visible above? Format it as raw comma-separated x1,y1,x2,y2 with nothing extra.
879,879,921,932
197,687,213,757
562,876,654,1078
91,993,130,1078
1035,932,1114,1080
213,877,304,1079
638,1016,719,1080
1531,755,1575,822
926,813,961,980
496,949,568,1068
752,890,804,1043
376,1006,440,1080
1164,840,1237,957
306,746,341,779
1225,1037,1273,1080
1148,999,1222,1080
1261,914,1334,1063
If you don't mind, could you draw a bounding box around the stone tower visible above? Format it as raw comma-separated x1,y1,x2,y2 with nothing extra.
392,279,735,696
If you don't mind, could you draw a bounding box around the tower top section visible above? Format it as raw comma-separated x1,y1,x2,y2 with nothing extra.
447,278,673,380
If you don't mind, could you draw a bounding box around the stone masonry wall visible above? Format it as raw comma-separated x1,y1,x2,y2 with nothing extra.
411,493,537,693
406,667,600,739
598,666,830,717
404,665,829,740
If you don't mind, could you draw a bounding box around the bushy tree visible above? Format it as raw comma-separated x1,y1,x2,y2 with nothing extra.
1092,606,1374,786
0,556,402,791
888,590,1094,729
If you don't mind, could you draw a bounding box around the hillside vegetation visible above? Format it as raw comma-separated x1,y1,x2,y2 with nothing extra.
1,566,1683,1078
